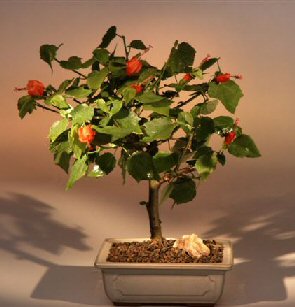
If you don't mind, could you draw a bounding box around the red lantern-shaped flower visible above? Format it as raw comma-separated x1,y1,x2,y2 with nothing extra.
182,73,193,82
126,57,143,76
225,131,237,145
78,125,96,146
216,73,231,83
27,80,45,96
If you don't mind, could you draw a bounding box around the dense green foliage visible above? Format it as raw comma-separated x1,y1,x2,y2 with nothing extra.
17,26,260,206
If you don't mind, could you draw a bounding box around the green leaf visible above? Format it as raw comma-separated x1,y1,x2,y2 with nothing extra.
170,177,196,204
137,91,172,116
95,111,142,141
228,134,261,158
95,152,116,174
115,111,142,134
153,152,178,173
199,57,218,71
129,40,147,50
60,56,83,70
95,98,109,113
40,44,60,69
122,87,136,104
49,118,69,142
99,26,117,48
87,68,108,90
127,152,155,182
195,152,217,180
67,155,88,189
69,126,87,159
66,87,92,98
166,41,196,75
93,48,109,64
46,94,69,109
195,117,215,141
143,101,171,116
137,91,166,103
177,111,193,133
138,68,158,82
143,117,176,142
110,100,122,115
208,80,243,113
17,95,36,119
213,116,234,128
50,136,72,173
192,100,218,116
71,104,94,125
57,79,73,94
81,58,95,68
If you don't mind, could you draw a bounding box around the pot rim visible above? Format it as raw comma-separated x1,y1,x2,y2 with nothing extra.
94,237,233,271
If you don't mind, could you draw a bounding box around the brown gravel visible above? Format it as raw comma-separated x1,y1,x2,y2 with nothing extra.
106,239,223,263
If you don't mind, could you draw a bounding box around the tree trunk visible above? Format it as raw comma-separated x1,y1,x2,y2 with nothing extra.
146,180,163,240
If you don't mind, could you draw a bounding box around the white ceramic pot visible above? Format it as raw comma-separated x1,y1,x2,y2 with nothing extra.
94,238,233,306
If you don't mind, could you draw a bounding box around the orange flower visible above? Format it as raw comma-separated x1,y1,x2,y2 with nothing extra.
78,125,96,145
216,73,231,83
225,131,237,145
182,73,193,82
126,57,143,76
27,80,45,96
130,83,143,94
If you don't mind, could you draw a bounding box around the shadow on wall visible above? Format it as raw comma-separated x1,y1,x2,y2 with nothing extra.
0,192,110,306
205,192,295,306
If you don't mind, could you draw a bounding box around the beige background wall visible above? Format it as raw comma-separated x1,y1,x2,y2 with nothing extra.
0,1,295,306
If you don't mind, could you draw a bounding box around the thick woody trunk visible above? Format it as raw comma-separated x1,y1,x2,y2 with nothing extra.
146,180,163,240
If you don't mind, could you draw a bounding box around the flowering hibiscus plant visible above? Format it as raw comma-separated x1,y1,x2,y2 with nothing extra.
16,26,260,241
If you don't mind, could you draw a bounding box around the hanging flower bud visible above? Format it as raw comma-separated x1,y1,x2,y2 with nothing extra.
225,131,237,145
27,80,45,96
78,125,96,146
216,73,231,83
15,80,45,97
182,73,193,82
131,83,143,94
126,57,143,76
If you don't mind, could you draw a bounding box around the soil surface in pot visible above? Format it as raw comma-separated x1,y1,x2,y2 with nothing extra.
107,239,223,263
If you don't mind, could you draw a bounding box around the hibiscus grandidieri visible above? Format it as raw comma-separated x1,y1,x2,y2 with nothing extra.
126,57,143,76
225,131,237,145
216,73,231,83
27,80,45,96
78,125,96,146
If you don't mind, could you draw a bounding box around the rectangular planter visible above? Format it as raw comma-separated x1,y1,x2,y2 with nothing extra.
94,238,233,306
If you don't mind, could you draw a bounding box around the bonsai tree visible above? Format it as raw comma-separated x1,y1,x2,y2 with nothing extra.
16,26,260,241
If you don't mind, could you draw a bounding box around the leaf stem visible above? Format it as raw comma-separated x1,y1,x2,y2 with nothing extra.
117,34,129,59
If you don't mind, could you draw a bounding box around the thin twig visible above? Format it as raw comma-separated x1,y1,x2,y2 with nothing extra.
36,103,59,114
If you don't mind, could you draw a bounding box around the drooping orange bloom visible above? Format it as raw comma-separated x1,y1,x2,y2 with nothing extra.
126,57,143,76
78,125,96,145
27,80,45,96
225,131,237,145
182,73,193,82
216,73,231,83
